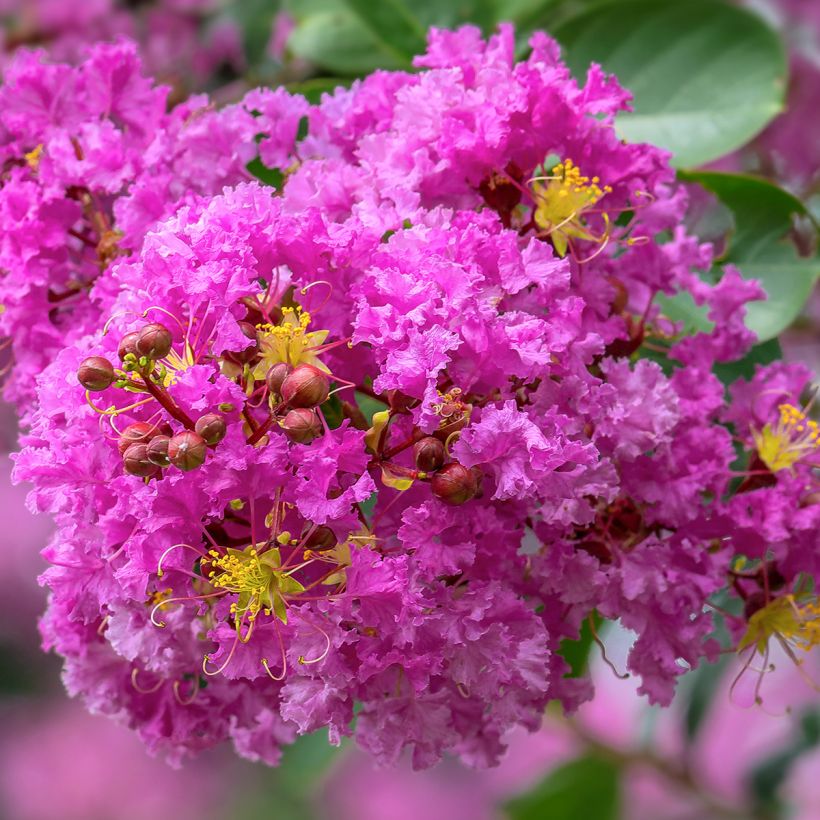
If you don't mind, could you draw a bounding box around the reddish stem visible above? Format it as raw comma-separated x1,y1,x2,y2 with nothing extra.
140,376,195,429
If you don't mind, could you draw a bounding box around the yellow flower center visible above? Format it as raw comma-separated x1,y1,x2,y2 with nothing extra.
25,144,43,171
208,545,304,630
252,306,330,379
532,159,612,257
738,595,820,655
753,403,819,472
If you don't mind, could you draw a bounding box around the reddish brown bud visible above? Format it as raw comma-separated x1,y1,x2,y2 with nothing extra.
227,321,259,363
117,422,159,455
146,435,171,467
136,323,172,360
77,356,115,391
122,443,159,477
281,364,330,408
281,408,322,444
265,362,292,396
118,331,139,361
413,436,445,471
431,462,478,506
301,524,337,551
168,431,207,471
194,413,227,445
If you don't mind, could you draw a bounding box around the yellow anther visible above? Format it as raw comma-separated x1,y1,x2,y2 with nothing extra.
252,305,330,378
739,595,820,656
532,158,612,257
753,403,820,472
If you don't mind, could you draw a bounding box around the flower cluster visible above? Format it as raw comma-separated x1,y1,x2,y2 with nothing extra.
5,25,819,768
0,0,245,95
0,39,306,418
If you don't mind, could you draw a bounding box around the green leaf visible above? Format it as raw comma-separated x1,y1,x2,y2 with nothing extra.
655,290,713,336
288,11,406,75
339,0,428,60
341,0,500,57
559,611,603,678
286,77,352,104
246,158,284,190
682,171,819,341
713,338,781,386
504,754,620,820
553,0,787,167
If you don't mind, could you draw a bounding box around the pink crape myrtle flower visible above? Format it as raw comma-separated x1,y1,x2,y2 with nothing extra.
2,25,818,770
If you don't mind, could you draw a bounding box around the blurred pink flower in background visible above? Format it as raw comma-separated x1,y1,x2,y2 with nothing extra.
319,627,820,820
0,701,232,820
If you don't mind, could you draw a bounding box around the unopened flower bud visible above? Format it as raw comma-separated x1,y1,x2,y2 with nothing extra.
136,323,172,360
227,321,259,364
122,443,159,477
266,362,292,396
413,436,445,471
281,364,330,408
281,408,322,443
194,413,227,445
117,422,158,455
301,524,336,551
77,356,115,391
431,462,478,506
118,331,139,361
146,435,171,466
168,431,207,471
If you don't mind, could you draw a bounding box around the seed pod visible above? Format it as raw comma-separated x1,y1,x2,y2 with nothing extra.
413,436,445,471
77,356,115,391
118,331,139,361
301,524,336,551
117,422,158,455
281,364,330,408
430,462,478,506
146,435,171,467
135,322,172,360
122,443,159,477
168,431,207,471
265,362,292,397
194,413,227,445
281,408,322,444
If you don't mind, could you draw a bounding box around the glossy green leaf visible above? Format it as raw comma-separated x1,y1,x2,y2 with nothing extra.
655,291,713,336
288,11,405,74
339,0,428,60
341,0,499,56
553,0,787,167
682,172,819,341
505,754,619,820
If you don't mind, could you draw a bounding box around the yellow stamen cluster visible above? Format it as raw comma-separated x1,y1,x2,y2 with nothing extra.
738,595,820,656
753,403,819,473
208,545,304,631
25,144,43,171
253,306,330,379
149,587,174,611
532,158,612,256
